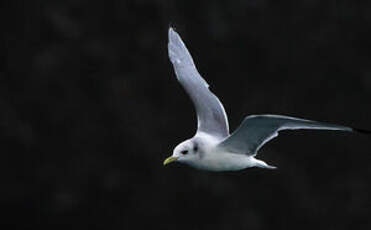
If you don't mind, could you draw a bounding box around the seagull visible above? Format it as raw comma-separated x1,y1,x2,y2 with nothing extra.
163,27,369,171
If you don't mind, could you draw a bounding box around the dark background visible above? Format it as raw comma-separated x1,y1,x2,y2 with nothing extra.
2,0,371,229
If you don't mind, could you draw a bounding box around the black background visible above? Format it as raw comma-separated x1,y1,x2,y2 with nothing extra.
2,1,371,229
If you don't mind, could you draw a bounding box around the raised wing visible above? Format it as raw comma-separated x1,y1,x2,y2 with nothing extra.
168,28,229,137
218,114,353,155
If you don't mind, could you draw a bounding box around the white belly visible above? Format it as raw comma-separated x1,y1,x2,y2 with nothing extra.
187,151,255,172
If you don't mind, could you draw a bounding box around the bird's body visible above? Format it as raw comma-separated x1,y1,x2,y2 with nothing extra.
189,151,254,172
178,132,273,171
163,27,368,172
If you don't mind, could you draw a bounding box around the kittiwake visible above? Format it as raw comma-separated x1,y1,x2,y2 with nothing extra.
163,27,369,171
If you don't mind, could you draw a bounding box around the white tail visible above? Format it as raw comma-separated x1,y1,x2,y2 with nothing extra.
252,158,277,170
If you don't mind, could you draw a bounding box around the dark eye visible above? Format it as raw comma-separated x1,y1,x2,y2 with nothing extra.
193,145,198,152
181,150,188,155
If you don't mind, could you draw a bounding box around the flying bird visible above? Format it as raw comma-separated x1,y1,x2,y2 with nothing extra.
163,27,368,171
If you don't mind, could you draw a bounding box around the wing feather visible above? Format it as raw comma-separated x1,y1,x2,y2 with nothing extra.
168,28,229,137
218,114,353,155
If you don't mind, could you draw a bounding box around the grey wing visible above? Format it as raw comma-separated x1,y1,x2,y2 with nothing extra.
218,114,353,155
168,28,229,137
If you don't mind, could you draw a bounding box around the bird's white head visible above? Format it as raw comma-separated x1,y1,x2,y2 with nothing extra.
163,139,200,166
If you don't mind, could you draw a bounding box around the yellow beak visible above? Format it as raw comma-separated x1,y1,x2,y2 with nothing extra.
163,156,178,165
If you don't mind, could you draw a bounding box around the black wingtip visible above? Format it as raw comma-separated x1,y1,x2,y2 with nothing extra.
353,128,371,135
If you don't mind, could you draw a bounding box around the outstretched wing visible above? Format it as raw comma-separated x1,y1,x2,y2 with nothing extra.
218,114,353,155
168,28,229,137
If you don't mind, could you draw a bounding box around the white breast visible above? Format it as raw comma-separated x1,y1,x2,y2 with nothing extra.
189,147,254,171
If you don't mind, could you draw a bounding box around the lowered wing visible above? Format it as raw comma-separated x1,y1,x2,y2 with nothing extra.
218,114,353,155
